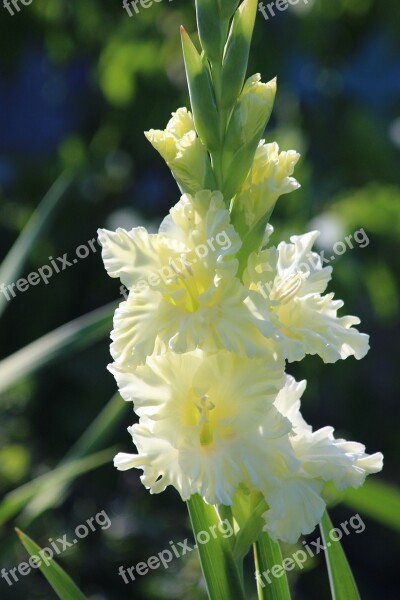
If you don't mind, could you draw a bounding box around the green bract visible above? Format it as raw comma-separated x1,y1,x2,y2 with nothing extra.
181,27,221,151
220,0,258,110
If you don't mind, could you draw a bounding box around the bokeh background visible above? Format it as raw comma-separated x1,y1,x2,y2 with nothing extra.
0,0,399,598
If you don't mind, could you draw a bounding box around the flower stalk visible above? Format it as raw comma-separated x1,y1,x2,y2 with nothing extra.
99,1,384,598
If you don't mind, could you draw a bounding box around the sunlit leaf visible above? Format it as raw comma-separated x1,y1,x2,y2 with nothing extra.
0,172,74,318
254,532,292,600
16,528,88,600
342,479,400,533
0,448,115,527
319,511,360,600
0,301,116,397
187,495,245,600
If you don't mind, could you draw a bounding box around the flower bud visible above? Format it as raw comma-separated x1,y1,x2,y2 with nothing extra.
232,141,300,236
225,75,277,150
145,108,217,194
220,75,277,201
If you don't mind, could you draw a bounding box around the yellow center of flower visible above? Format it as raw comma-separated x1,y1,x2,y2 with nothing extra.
166,257,201,313
195,394,216,446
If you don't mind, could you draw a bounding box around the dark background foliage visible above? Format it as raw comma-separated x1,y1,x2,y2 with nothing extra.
0,0,399,598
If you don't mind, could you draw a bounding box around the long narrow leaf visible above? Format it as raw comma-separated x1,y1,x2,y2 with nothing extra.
342,479,400,532
253,533,292,600
16,528,88,600
319,511,361,600
20,394,128,523
187,495,245,600
0,448,115,526
0,172,73,317
233,497,265,562
0,301,116,397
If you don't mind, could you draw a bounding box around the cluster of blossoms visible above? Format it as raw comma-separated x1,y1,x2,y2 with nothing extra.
99,3,382,545
98,133,381,543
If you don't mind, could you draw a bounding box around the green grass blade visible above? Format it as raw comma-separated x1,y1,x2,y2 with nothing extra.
0,172,74,317
16,528,88,600
254,533,292,600
66,393,128,459
20,394,128,523
342,479,400,532
0,448,115,527
0,301,116,397
319,511,361,600
187,495,245,600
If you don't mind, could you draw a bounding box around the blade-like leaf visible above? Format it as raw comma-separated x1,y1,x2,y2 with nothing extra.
187,495,245,600
20,394,128,523
0,448,115,526
16,528,88,600
319,511,361,600
233,497,266,562
0,301,116,397
342,479,400,533
0,172,73,317
254,533,292,600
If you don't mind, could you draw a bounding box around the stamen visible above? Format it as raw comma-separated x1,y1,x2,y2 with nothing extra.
270,271,307,304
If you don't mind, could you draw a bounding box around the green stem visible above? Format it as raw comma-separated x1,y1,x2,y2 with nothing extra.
210,58,230,195
253,532,292,600
187,495,246,600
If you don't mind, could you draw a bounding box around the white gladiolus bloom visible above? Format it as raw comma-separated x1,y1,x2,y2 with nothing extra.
245,230,370,363
112,365,383,543
261,376,383,543
113,350,295,506
99,190,278,367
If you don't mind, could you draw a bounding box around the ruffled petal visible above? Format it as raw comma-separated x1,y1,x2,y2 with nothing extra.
279,293,370,363
262,477,326,544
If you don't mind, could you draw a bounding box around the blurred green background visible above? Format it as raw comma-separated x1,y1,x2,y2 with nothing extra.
0,0,399,598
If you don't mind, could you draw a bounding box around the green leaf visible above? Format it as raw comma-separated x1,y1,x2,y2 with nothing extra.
319,511,361,600
219,0,241,20
181,27,220,151
20,394,129,524
0,172,74,318
220,0,257,110
0,448,115,527
16,528,88,600
342,479,400,533
231,487,267,561
187,495,245,600
234,206,273,279
254,533,292,600
222,135,261,201
0,301,116,397
196,0,227,62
